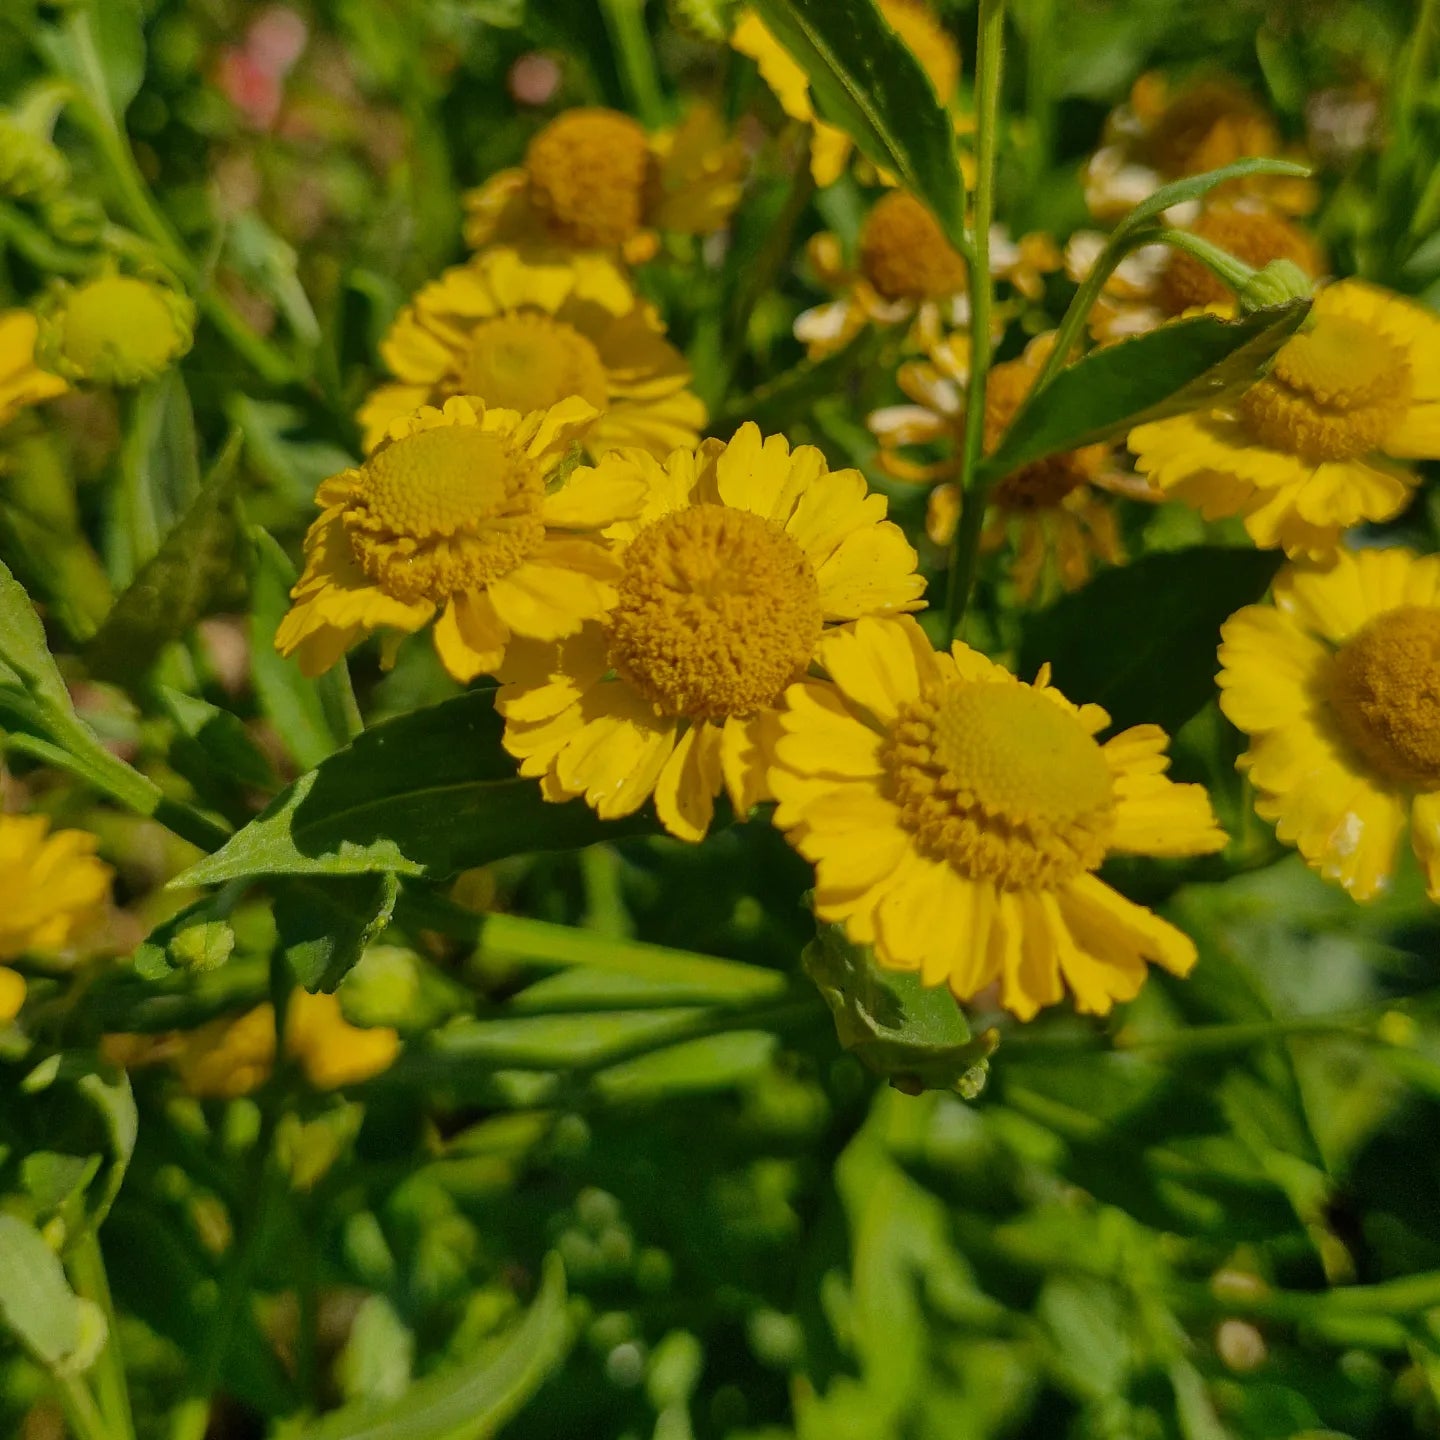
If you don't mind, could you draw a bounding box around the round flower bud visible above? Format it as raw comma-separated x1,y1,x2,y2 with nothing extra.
37,271,196,387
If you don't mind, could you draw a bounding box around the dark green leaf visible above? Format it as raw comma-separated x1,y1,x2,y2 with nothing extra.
162,687,276,792
1018,546,1282,734
749,0,965,240
248,527,361,771
980,303,1310,486
172,693,652,887
290,1251,569,1440
0,554,78,715
87,432,246,684
276,873,400,993
76,1070,137,1227
803,925,994,1096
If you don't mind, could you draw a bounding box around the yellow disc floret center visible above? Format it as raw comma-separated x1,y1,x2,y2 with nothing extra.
345,425,545,604
1327,606,1440,789
1239,314,1411,462
463,313,609,415
526,108,652,249
606,504,823,719
859,191,968,302
61,275,183,379
882,680,1116,888
984,355,1104,510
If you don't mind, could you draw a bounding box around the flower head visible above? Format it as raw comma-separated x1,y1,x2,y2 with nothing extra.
870,334,1146,600
36,270,195,388
0,310,67,431
1085,73,1316,222
1130,281,1440,557
498,423,925,841
463,105,744,264
733,1,959,187
277,394,646,681
358,248,704,461
769,616,1226,1018
0,814,113,1022
1219,545,1440,902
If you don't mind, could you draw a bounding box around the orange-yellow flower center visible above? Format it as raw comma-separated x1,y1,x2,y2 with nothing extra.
1238,314,1411,462
882,680,1116,888
859,191,967,302
1158,206,1320,314
606,504,822,719
879,0,961,103
344,424,545,604
526,108,652,249
984,354,1106,509
462,312,609,416
1326,606,1440,788
1145,81,1280,179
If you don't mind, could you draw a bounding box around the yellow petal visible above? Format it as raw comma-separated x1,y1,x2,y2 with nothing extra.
654,721,722,842
487,560,613,640
1217,606,1328,733
815,615,930,723
1411,791,1440,902
433,592,509,682
815,521,926,619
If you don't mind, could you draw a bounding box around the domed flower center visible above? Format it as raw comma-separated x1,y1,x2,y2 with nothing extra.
1239,314,1410,462
882,680,1116,889
1326,606,1440,788
525,108,652,249
1147,82,1278,179
606,504,823,719
345,426,546,603
463,313,609,416
1159,207,1318,313
880,0,960,103
983,355,1103,510
859,191,968,302
60,275,185,380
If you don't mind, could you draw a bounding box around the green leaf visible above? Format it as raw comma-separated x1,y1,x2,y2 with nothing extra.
0,553,80,715
979,302,1310,486
803,925,994,1095
276,873,400,993
0,1215,83,1367
249,527,361,771
76,1069,137,1227
172,693,652,888
290,1251,569,1440
162,687,276,793
1018,545,1282,734
86,432,247,684
748,0,965,240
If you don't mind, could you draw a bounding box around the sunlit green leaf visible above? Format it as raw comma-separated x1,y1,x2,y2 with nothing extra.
0,1215,84,1368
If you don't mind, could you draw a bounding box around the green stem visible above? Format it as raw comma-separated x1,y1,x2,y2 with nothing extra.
57,1375,113,1440
1399,0,1440,140
69,1231,138,1440
943,0,1005,642
112,384,165,588
1151,227,1260,295
599,0,667,128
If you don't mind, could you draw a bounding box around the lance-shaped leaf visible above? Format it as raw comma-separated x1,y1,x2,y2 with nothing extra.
173,692,653,887
749,0,966,242
978,301,1310,487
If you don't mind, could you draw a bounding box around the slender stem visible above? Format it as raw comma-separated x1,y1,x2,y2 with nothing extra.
943,0,1005,642
1152,226,1259,294
599,0,666,128
69,1231,138,1440
1399,0,1439,140
55,1375,113,1440
113,385,165,588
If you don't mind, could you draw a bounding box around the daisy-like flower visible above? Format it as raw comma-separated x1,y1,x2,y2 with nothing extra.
769,615,1227,1018
357,247,705,460
1129,281,1440,557
276,395,647,681
1219,546,1440,902
35,269,194,388
462,105,744,265
0,310,66,430
1085,72,1316,222
732,0,959,187
0,813,112,1022
1066,200,1326,343
497,424,925,841
870,334,1149,600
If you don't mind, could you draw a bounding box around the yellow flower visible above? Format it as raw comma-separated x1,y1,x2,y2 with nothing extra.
276,395,646,682
463,105,744,264
357,248,704,461
733,1,959,187
36,271,194,387
497,424,925,841
1129,282,1440,557
769,616,1227,1018
870,334,1151,600
1218,545,1440,902
1085,72,1317,222
0,310,67,430
1067,201,1326,343
285,990,401,1090
0,813,112,1022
